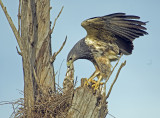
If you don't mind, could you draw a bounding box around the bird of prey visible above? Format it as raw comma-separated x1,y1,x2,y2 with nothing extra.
67,13,148,90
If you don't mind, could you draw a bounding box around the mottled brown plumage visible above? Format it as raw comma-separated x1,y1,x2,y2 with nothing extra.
67,13,148,89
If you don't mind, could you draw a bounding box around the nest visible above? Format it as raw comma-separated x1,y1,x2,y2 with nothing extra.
8,86,73,118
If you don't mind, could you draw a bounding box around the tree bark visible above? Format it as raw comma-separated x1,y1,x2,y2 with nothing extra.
63,65,108,118
67,87,108,118
20,0,55,117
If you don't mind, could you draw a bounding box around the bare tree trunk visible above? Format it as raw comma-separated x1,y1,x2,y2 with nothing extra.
1,0,55,117
20,0,55,117
67,87,108,118
63,66,108,118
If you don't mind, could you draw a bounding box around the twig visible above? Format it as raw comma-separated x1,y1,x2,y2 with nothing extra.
16,89,24,95
0,101,12,105
104,54,123,84
55,83,63,93
41,6,64,55
50,36,67,63
0,0,23,52
58,59,65,86
18,0,22,34
106,60,126,99
108,113,116,118
12,104,16,115
16,46,22,56
49,6,64,35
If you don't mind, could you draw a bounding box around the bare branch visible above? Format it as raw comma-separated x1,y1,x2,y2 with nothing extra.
41,6,64,52
0,0,23,52
58,59,65,86
106,60,126,99
49,6,64,35
12,104,16,115
18,0,22,34
108,113,116,118
104,54,123,84
16,46,22,56
50,36,67,63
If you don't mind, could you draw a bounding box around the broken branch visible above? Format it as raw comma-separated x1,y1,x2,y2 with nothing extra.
106,60,126,99
16,46,22,56
50,36,67,63
0,0,23,52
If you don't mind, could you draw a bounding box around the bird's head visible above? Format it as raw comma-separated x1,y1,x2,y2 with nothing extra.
67,38,92,68
67,50,77,68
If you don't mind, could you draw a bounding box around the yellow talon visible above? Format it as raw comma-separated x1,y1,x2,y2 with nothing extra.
84,78,96,86
84,75,104,90
84,70,100,86
84,78,89,86
92,82,104,90
92,75,103,90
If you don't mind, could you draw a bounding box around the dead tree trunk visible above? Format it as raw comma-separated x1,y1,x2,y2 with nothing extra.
0,0,126,117
21,0,55,117
1,0,55,117
66,87,108,118
63,64,108,118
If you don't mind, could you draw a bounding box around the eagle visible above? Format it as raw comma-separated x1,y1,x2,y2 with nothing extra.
67,13,148,90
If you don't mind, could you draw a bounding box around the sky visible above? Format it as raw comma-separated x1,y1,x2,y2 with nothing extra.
0,0,160,118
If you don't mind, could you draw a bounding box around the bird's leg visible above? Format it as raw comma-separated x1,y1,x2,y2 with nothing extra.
93,74,104,85
92,75,103,90
84,70,100,86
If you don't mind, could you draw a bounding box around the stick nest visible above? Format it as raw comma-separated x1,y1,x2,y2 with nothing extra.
8,86,73,118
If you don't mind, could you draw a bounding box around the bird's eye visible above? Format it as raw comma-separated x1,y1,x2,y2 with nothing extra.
69,57,72,60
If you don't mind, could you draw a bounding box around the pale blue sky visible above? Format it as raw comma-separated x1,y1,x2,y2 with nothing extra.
0,0,160,118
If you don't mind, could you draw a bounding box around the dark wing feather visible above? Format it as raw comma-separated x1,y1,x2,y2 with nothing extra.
103,13,148,41
81,13,148,55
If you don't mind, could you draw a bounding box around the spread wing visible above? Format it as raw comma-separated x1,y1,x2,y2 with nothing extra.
81,13,148,55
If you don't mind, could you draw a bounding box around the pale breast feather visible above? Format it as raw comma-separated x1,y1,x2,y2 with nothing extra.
85,37,107,50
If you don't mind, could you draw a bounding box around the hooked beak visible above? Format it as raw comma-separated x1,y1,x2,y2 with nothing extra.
67,61,72,68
